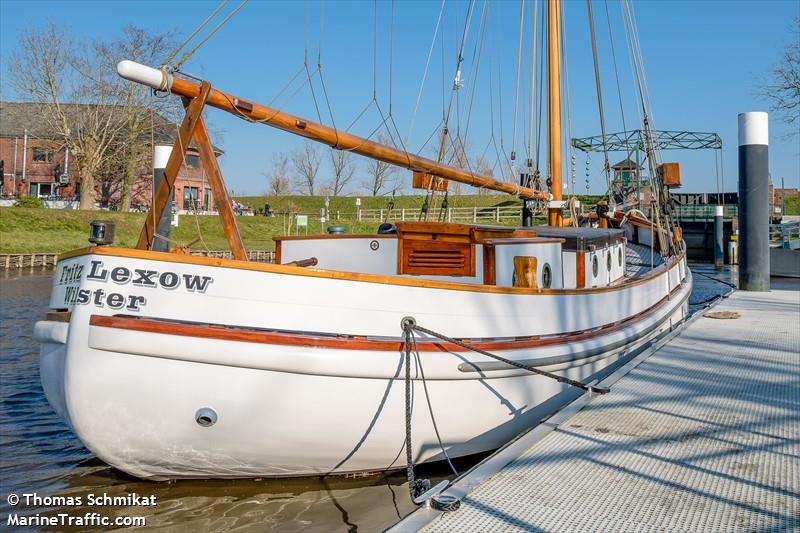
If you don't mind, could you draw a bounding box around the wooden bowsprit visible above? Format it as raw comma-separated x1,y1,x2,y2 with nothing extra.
136,81,247,261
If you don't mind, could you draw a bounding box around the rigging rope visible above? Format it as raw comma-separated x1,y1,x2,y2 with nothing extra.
410,332,459,476
159,0,230,68
559,0,574,198
510,0,525,162
408,0,446,143
172,0,249,70
460,0,490,159
604,0,634,191
526,0,540,168
586,0,613,202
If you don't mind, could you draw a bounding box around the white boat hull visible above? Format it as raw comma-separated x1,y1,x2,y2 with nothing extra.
36,247,690,479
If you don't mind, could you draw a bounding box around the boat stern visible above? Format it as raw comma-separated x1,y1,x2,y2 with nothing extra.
34,249,94,426
34,318,71,425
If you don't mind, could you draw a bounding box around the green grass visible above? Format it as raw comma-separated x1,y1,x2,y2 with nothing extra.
232,194,604,214
784,195,800,216
1,194,604,254
0,207,370,253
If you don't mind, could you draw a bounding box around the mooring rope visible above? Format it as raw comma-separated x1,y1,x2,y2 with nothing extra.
402,325,432,502
402,317,611,395
398,316,609,509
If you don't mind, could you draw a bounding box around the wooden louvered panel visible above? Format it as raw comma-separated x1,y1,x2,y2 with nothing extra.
409,250,466,268
399,238,474,276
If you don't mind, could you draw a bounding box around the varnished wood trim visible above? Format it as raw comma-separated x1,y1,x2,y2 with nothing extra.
513,256,538,288
56,245,682,296
59,247,96,261
138,84,210,250
398,238,475,277
273,234,397,242
165,75,550,200
576,251,586,289
395,221,473,236
89,279,685,353
479,238,565,245
193,113,248,260
483,243,496,285
46,311,71,322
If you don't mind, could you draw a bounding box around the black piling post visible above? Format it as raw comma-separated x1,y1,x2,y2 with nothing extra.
737,112,770,291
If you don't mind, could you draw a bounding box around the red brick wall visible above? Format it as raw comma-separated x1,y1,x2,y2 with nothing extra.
0,136,78,197
0,136,215,210
768,184,799,205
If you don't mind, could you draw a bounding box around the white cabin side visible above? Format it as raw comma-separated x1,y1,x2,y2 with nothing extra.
274,222,628,291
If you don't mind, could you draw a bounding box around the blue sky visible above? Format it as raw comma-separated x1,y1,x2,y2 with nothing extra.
1,0,798,196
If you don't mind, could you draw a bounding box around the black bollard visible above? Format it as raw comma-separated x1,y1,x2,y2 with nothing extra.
737,112,770,291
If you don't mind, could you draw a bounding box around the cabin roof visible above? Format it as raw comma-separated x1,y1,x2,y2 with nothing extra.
612,158,640,170
532,225,626,251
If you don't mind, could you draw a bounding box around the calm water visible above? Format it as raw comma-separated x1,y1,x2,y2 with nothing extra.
0,265,734,532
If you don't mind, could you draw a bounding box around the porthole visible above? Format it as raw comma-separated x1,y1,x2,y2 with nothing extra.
592,255,598,278
618,248,623,266
541,263,552,288
607,251,612,271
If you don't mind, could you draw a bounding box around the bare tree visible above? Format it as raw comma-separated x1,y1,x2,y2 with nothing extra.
762,18,800,132
474,155,494,195
291,141,322,195
364,134,397,196
99,26,173,211
329,149,356,196
11,23,127,210
265,152,291,195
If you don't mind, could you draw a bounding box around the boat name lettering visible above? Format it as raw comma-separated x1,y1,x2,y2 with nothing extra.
85,260,214,292
59,260,215,312
58,263,84,284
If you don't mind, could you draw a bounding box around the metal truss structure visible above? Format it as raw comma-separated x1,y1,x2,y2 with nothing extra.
571,129,722,153
570,129,723,211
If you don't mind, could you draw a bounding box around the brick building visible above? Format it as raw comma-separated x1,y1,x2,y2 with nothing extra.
768,184,799,206
0,101,220,211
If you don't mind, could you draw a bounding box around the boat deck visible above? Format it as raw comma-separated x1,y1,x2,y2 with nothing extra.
392,283,799,532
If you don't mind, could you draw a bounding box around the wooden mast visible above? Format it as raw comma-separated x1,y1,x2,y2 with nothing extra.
117,61,549,201
547,0,563,226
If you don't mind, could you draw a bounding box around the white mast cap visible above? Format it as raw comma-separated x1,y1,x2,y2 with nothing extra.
117,60,171,91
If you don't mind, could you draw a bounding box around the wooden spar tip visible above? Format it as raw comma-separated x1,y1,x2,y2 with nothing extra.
116,60,550,201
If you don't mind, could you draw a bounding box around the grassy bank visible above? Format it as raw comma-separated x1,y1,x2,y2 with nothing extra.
232,194,605,214
0,207,389,253
2,194,552,253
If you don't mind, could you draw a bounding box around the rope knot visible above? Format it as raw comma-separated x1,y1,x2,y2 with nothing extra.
410,478,432,500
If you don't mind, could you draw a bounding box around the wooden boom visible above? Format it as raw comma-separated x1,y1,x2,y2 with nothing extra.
117,61,549,201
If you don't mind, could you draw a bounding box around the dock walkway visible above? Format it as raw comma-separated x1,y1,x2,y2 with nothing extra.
396,286,799,532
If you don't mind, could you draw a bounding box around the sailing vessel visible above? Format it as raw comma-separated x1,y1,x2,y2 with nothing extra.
35,0,690,480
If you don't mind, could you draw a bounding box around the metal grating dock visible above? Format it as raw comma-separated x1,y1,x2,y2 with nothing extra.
405,286,800,532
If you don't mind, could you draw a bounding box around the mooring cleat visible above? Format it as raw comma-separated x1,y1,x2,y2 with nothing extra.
412,479,449,506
